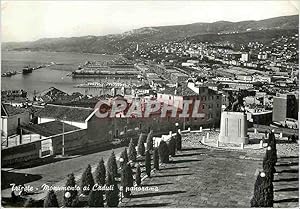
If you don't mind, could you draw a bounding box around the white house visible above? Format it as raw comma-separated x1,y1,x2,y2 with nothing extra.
1,104,31,137
36,104,96,129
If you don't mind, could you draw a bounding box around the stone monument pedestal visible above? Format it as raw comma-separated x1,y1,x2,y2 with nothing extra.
219,111,248,144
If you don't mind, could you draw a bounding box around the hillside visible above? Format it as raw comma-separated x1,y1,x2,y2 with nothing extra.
2,15,299,54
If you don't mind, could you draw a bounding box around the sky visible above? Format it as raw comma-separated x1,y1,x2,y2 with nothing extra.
1,0,299,42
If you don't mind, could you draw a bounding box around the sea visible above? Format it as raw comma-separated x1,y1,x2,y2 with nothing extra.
1,51,139,98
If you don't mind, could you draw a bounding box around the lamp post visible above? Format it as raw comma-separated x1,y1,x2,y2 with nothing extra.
62,116,66,156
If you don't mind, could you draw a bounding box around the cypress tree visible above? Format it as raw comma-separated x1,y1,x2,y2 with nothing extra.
159,141,169,163
263,171,274,207
88,190,104,207
250,172,266,207
106,173,119,207
24,198,35,207
120,148,129,168
135,164,142,186
107,151,118,178
121,163,134,198
63,173,78,207
44,190,59,207
128,138,137,162
145,150,151,177
263,149,276,181
168,137,176,157
71,196,80,207
175,132,182,150
137,133,145,156
153,147,159,170
146,130,154,151
95,158,106,186
80,164,95,195
271,134,277,163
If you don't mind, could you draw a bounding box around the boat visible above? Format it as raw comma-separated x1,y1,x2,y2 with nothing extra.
22,66,33,74
2,70,17,77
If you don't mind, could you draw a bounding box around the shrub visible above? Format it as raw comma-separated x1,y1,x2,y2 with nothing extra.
263,150,276,181
263,176,274,207
71,196,80,207
107,151,118,178
44,190,59,207
128,138,137,162
95,158,106,186
135,164,141,186
168,137,176,157
80,164,95,195
250,172,265,207
88,190,104,207
121,163,134,198
120,148,129,168
153,147,159,170
158,141,169,163
106,173,119,207
63,173,78,207
137,133,145,156
175,132,182,150
24,198,35,207
146,130,154,151
145,150,151,177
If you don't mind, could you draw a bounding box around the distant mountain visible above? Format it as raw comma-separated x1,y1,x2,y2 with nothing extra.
2,15,299,54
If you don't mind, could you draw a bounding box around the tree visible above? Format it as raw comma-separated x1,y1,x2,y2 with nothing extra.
121,163,134,198
44,190,59,207
71,196,80,207
63,173,78,207
107,151,118,178
95,158,106,186
263,172,274,207
135,164,142,186
250,172,266,207
24,198,35,207
265,178,274,207
263,150,276,181
158,141,169,163
88,190,104,207
137,133,145,156
168,137,176,157
128,138,137,162
80,164,95,195
270,134,277,164
120,148,129,168
106,173,119,207
146,130,154,151
145,150,151,177
175,132,182,151
153,147,159,170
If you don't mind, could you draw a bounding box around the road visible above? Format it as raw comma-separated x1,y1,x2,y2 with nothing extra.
1,146,125,200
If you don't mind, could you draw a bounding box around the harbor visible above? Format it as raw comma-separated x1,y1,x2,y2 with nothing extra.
1,63,55,77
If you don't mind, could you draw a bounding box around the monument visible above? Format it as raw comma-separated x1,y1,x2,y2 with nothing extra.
219,91,249,144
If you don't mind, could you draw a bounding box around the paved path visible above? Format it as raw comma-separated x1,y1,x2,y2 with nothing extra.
120,143,264,207
1,146,125,200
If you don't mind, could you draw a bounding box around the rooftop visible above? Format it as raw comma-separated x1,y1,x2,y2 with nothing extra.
36,104,95,122
22,120,81,137
159,85,199,97
1,104,28,117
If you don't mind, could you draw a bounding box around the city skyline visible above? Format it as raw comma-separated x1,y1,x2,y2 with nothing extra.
1,0,299,42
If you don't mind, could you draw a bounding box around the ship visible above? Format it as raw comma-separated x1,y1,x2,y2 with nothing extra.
22,66,33,74
2,71,17,77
